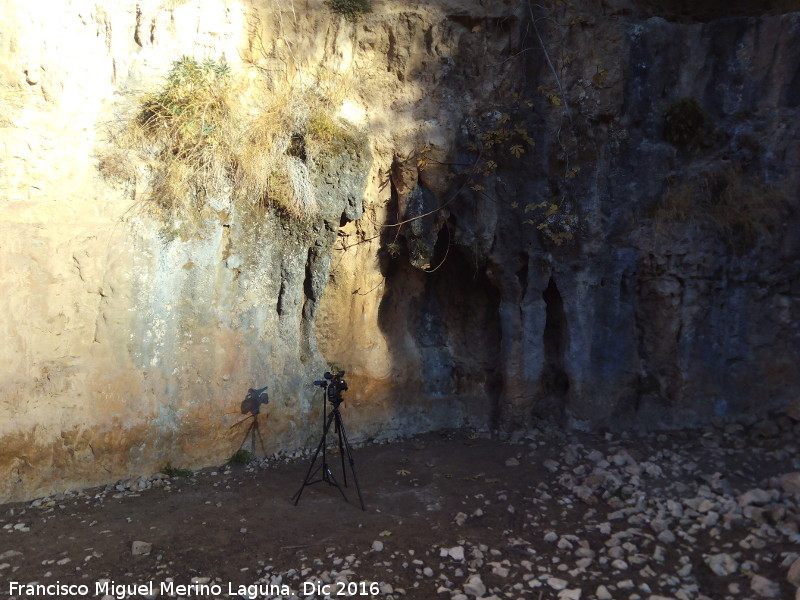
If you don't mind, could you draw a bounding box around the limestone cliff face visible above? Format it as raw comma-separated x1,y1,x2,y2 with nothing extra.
0,0,798,502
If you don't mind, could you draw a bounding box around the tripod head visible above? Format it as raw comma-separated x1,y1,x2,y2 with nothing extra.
314,370,347,406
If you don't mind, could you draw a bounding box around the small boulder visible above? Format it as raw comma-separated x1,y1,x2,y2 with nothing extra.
788,557,800,588
131,541,152,556
705,553,738,576
750,574,780,598
780,473,800,495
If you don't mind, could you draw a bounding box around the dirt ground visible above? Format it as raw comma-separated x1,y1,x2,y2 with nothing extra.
0,421,798,600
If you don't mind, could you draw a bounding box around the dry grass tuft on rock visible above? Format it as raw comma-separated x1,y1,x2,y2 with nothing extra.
654,166,792,251
101,56,365,225
137,56,234,218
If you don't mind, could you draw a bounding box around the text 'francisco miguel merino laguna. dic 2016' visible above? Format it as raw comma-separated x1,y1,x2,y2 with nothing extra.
8,579,383,598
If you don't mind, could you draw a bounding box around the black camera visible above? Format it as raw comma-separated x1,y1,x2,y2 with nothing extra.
314,371,347,405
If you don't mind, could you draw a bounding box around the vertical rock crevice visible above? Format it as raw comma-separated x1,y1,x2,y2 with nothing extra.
537,276,569,422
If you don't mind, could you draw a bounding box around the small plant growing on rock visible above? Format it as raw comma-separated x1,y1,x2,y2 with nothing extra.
227,449,254,466
663,97,706,147
523,200,579,246
325,0,372,22
161,463,193,477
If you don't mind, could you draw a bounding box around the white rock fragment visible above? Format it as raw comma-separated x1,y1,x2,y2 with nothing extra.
750,574,781,598
786,398,800,421
371,540,384,552
657,529,676,544
738,488,776,506
492,564,509,577
704,553,738,576
596,584,612,599
379,583,394,594
463,574,486,598
131,541,152,556
696,499,716,513
557,537,573,550
544,459,560,473
587,450,604,463
617,579,634,590
781,473,800,494
448,546,465,561
788,557,800,588
547,577,568,590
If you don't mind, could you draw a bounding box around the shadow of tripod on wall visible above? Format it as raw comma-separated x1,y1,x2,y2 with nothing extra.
231,386,269,458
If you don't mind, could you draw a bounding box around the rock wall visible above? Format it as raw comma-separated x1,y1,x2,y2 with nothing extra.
373,3,800,431
0,0,798,502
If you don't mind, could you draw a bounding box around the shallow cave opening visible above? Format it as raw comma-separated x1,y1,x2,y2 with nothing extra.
538,277,570,418
376,227,502,428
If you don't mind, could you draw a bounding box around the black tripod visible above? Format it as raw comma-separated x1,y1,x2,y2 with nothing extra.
293,372,365,510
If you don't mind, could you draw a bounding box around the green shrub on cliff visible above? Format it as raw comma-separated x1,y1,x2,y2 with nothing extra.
325,0,372,22
663,97,706,147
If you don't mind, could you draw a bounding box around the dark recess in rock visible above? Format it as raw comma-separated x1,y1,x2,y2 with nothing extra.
538,277,569,422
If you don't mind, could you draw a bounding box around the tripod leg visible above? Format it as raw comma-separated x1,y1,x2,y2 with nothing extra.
334,412,365,511
337,416,348,488
292,435,324,505
324,412,348,503
293,410,334,505
293,409,349,505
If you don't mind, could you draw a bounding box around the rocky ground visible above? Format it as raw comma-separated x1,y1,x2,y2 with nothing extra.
1,416,799,600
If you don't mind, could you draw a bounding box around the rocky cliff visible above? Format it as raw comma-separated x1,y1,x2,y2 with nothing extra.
0,0,798,502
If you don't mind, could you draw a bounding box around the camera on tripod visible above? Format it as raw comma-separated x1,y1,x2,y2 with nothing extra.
295,368,364,510
314,371,348,406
